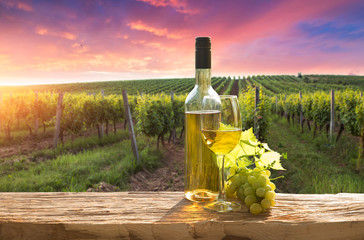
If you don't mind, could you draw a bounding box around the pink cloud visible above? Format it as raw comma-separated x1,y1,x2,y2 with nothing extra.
127,20,184,39
0,0,33,12
136,0,198,14
17,2,33,12
35,26,77,40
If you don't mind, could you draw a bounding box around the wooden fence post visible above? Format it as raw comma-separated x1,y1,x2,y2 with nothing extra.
122,90,140,164
171,91,176,144
254,87,260,140
34,91,39,136
275,96,278,115
299,91,303,131
100,89,104,138
330,89,335,143
53,93,64,148
284,94,287,118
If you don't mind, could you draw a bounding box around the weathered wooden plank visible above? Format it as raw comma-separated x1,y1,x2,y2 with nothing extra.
0,192,363,240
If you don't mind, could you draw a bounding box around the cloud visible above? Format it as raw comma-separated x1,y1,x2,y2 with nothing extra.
35,26,77,40
127,20,184,39
298,21,364,41
136,0,198,14
0,0,33,12
35,26,48,35
17,2,33,12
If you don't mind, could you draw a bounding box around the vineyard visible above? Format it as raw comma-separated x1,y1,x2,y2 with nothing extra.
0,74,364,192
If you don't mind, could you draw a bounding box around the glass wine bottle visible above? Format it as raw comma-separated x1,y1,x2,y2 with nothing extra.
184,37,220,202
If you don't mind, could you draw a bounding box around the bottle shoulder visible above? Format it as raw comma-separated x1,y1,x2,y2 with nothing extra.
185,86,218,111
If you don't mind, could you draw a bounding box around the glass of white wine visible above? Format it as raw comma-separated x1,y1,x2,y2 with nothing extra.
200,95,242,212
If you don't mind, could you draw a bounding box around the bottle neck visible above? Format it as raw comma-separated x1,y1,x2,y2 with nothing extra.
195,69,211,89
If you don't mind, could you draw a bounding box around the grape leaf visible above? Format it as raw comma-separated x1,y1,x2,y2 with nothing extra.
224,127,285,171
224,128,257,167
255,152,285,170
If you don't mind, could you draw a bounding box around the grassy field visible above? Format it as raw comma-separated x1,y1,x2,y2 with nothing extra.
0,130,163,192
267,116,364,193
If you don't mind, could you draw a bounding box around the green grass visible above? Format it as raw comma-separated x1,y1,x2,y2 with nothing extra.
267,116,364,194
0,134,162,192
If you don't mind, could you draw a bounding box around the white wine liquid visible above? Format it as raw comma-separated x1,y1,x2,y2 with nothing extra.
184,111,219,202
201,129,241,156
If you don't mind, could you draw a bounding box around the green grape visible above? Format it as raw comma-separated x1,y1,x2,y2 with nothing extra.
253,168,261,173
239,174,248,184
244,195,257,207
236,186,245,201
253,173,260,179
264,185,272,192
252,181,262,190
244,187,254,196
232,167,280,215
256,187,265,197
248,175,257,185
258,175,268,186
243,182,251,189
265,191,275,200
261,199,271,209
268,182,276,191
250,203,263,215
231,175,242,186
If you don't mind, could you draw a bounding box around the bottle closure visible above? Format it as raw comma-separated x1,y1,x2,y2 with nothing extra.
195,37,211,69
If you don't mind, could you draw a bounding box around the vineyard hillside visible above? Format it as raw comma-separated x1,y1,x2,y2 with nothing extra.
0,74,363,194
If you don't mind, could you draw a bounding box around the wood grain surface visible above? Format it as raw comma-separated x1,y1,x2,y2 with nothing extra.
0,192,363,240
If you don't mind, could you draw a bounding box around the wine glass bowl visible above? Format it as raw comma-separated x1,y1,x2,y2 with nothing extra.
200,95,242,212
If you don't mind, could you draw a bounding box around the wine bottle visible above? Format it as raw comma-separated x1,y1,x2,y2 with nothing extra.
184,37,219,202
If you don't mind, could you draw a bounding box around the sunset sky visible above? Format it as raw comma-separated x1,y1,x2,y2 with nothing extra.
1,0,364,85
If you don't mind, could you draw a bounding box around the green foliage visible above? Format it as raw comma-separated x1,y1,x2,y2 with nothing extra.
337,90,362,136
136,93,182,147
225,128,285,171
239,86,271,140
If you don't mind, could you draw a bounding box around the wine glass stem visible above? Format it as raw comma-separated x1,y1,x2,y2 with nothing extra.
217,155,226,201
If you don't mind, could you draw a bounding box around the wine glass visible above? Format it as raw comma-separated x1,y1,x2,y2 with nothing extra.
200,95,242,212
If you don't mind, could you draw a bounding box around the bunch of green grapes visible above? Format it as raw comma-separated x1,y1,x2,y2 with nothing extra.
226,168,276,215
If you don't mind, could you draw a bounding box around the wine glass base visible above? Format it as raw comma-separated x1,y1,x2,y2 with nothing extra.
204,200,241,212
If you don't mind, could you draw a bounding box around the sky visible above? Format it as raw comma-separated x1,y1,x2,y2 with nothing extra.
0,0,364,86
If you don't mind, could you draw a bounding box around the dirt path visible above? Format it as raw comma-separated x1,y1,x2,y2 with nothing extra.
230,79,239,96
129,144,184,191
219,78,231,94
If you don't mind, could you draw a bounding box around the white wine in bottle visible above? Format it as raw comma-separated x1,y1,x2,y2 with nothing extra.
184,37,219,202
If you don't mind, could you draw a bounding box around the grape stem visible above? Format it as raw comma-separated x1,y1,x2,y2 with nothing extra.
269,176,285,181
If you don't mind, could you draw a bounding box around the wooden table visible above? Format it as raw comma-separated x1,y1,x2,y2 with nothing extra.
0,192,363,240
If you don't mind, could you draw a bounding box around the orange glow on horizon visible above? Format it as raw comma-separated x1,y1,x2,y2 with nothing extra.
0,0,363,85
